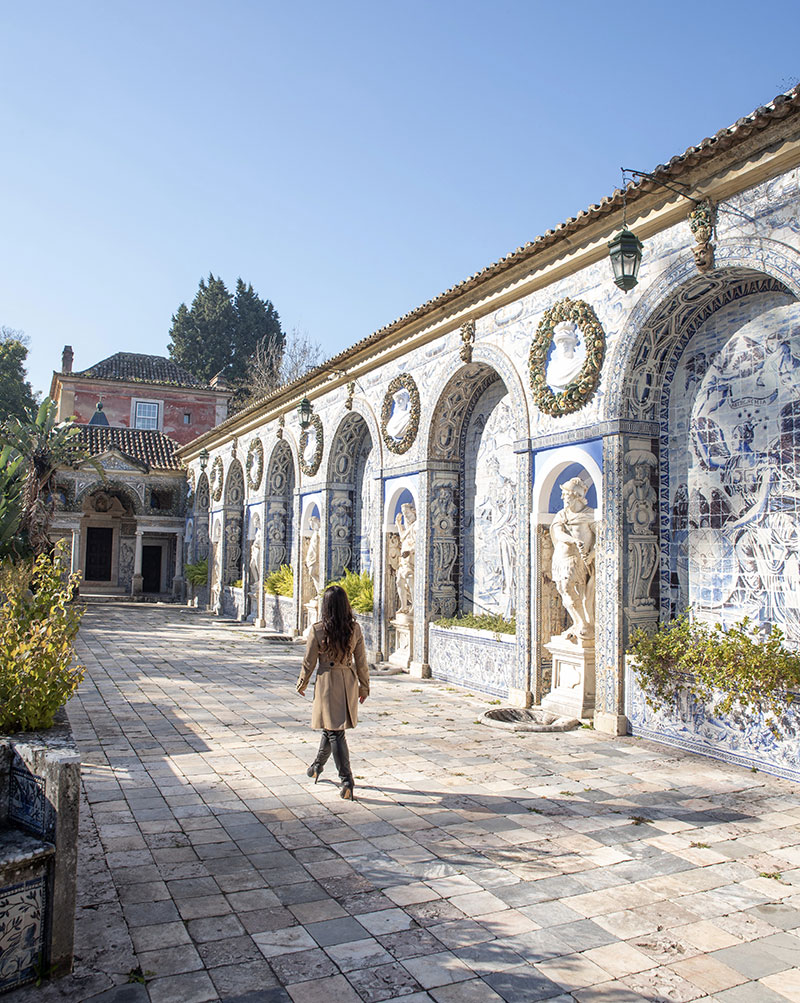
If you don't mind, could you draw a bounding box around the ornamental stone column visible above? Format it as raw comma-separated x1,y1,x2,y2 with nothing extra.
70,526,82,576
173,529,184,597
132,529,144,595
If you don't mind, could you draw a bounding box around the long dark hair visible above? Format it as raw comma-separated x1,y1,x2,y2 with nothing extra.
320,585,355,661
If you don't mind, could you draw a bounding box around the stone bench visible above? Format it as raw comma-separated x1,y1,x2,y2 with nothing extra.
0,713,80,993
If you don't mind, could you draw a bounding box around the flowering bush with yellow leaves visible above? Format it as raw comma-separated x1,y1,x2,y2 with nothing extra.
0,554,84,732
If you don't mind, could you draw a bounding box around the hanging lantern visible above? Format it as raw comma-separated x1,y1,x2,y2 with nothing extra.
198,447,209,472
608,228,643,292
297,397,313,429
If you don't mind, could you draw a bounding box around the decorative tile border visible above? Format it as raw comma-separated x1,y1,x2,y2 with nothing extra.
0,875,47,993
625,663,800,783
428,624,516,697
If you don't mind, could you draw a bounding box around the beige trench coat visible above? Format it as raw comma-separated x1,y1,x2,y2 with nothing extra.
296,621,370,730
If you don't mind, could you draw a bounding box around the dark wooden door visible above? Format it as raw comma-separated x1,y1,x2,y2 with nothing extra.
142,545,162,592
85,527,113,581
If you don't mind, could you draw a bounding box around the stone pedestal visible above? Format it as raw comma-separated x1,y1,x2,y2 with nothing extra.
389,612,413,669
131,574,143,596
304,598,320,633
594,711,629,736
542,633,595,720
508,687,533,709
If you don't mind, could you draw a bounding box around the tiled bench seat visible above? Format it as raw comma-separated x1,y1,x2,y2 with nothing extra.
0,718,80,994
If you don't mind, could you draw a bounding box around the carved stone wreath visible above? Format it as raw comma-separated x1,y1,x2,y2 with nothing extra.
299,413,324,477
246,438,264,490
529,297,606,416
381,373,420,454
209,456,224,501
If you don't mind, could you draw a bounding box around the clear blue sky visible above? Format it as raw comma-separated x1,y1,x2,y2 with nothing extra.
2,1,798,396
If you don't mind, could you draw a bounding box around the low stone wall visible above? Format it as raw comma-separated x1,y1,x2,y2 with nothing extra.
264,594,295,634
428,624,517,698
625,662,800,783
0,710,81,992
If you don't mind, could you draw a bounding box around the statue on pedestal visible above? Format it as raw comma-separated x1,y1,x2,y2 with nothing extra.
550,477,596,642
305,515,323,596
395,503,416,614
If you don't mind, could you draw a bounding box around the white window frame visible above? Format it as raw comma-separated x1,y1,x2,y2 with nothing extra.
131,398,162,431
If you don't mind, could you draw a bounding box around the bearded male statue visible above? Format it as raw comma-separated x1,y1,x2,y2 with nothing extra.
550,476,596,641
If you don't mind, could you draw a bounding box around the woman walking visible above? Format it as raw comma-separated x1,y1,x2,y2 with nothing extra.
296,585,369,799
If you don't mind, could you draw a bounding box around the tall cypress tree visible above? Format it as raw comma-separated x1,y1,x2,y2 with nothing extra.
167,274,282,389
232,279,284,387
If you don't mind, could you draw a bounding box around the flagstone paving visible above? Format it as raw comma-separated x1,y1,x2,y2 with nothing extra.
12,603,800,1003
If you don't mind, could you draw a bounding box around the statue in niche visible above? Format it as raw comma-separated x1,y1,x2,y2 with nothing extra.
623,450,658,534
546,321,585,393
305,515,323,596
248,515,262,590
550,477,596,641
395,503,417,614
386,530,401,617
539,526,565,656
385,386,412,441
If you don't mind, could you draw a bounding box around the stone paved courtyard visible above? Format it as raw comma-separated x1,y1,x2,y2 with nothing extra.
12,603,800,1003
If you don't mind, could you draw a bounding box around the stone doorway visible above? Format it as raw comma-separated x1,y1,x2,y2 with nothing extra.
142,545,162,593
85,526,113,581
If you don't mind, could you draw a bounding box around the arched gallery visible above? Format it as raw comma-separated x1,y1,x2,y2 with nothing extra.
182,90,800,780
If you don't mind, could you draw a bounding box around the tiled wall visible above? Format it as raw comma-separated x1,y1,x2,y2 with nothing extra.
666,291,800,647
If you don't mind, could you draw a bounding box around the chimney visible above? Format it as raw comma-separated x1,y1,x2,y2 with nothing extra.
62,345,74,373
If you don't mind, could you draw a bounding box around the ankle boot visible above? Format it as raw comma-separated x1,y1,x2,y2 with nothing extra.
339,778,354,800
306,761,323,783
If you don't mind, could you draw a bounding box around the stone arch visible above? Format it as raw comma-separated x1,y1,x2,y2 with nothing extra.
75,479,142,515
418,344,529,460
603,237,800,422
425,361,521,620
265,440,296,576
327,412,376,580
222,459,245,586
345,398,384,470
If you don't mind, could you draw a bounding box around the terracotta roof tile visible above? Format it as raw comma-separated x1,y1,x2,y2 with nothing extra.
75,424,183,471
72,352,207,388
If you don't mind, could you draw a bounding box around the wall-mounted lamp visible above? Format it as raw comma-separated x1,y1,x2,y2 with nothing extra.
608,168,715,290
297,397,313,429
198,447,209,472
608,228,644,292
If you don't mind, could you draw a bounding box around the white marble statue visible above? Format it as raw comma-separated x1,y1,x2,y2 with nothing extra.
546,321,585,392
303,425,318,464
550,476,596,641
386,387,412,441
305,515,323,595
248,515,262,587
395,502,417,614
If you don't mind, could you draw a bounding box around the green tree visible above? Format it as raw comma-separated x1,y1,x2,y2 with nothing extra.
167,274,284,393
232,279,284,386
0,327,38,422
0,398,100,556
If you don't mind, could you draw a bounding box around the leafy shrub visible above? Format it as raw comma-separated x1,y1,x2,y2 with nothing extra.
184,557,208,586
265,564,294,597
0,555,85,732
0,443,24,557
327,569,374,614
434,612,516,634
628,613,800,734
